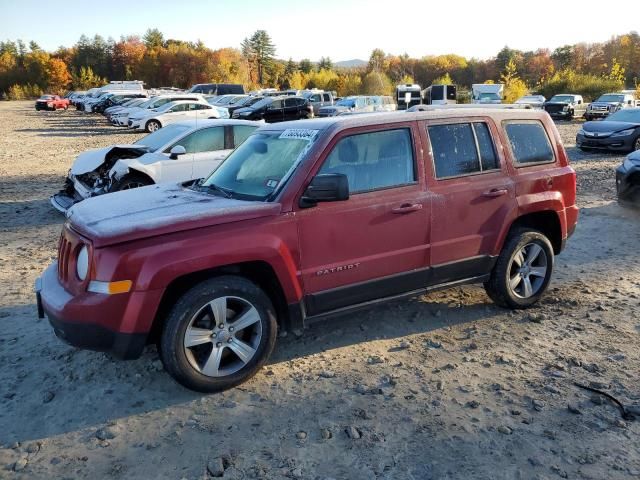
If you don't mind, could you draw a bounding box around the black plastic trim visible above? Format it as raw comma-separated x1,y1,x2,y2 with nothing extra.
304,255,496,316
47,314,146,360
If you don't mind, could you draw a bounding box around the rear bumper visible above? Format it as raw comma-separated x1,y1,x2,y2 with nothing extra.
36,263,161,360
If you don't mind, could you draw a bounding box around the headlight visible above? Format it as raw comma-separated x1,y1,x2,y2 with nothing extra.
562,105,569,112
622,158,634,170
76,245,89,281
577,128,585,136
611,129,635,137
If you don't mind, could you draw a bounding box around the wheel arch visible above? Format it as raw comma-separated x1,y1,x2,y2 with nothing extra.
505,210,563,254
148,261,290,344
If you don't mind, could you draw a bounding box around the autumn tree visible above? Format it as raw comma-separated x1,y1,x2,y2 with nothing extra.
361,71,393,95
46,58,71,93
500,58,528,103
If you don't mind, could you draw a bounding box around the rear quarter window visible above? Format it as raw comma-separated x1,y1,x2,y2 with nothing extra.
504,121,555,165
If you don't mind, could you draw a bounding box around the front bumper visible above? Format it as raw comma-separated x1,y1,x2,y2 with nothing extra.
585,111,611,119
616,164,640,204
547,110,572,119
36,263,160,360
576,133,635,151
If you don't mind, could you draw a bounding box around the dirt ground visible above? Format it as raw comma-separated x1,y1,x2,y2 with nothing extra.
0,101,639,480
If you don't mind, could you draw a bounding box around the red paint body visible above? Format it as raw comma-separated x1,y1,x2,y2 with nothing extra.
38,109,578,358
35,95,70,110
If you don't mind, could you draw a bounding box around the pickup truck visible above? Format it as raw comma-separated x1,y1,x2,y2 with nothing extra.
542,94,586,120
584,93,637,120
37,109,578,392
35,95,70,111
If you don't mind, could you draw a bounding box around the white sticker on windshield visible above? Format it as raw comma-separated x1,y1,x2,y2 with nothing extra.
279,129,319,141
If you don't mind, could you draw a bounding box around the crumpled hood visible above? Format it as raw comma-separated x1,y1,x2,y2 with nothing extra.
70,145,148,175
67,183,281,247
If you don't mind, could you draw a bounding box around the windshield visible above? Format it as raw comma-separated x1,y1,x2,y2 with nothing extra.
39,95,54,100
549,95,574,103
134,123,192,151
606,109,640,122
336,98,356,107
597,94,625,103
202,129,319,200
478,93,500,100
247,98,272,110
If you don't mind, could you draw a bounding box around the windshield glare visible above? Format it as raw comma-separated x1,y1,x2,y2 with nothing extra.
134,124,192,151
202,131,317,200
597,94,624,103
606,109,640,122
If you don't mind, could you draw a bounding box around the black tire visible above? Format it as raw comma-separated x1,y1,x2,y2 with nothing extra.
633,136,640,152
484,228,554,309
579,146,591,152
111,173,153,191
159,276,278,392
145,119,161,133
50,104,57,111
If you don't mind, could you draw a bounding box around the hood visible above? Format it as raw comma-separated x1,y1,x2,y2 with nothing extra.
71,145,149,175
545,101,572,106
582,121,639,133
627,150,640,162
67,183,281,247
591,101,621,106
323,106,349,112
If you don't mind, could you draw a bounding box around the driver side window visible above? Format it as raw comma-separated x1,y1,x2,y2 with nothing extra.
319,128,416,193
171,128,225,154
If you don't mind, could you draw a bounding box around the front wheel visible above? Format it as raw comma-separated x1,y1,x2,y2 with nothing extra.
159,276,278,392
633,137,640,152
145,120,161,132
111,173,153,191
484,228,554,309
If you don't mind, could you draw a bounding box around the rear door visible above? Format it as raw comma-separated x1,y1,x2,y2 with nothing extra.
283,98,300,121
423,119,516,283
296,124,432,316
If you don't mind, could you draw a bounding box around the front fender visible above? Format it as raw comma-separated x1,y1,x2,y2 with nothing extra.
92,220,302,331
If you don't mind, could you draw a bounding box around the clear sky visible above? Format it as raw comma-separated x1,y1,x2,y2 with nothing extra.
2,0,638,61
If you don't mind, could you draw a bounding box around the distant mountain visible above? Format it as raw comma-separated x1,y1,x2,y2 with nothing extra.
334,59,367,68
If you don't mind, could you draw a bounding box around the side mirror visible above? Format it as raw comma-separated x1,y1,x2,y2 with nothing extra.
578,100,582,104
169,145,186,159
299,173,349,208
628,100,633,105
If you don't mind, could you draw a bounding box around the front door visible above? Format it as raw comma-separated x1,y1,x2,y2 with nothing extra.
423,119,516,283
264,99,284,123
296,125,432,316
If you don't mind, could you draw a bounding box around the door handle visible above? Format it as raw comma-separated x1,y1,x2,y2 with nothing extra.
482,188,508,197
392,203,422,214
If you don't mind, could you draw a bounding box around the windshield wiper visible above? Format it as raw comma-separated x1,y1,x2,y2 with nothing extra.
203,182,234,198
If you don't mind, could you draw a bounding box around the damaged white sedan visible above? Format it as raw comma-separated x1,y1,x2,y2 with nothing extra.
50,119,259,213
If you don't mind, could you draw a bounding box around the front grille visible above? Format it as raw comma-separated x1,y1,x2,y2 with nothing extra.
57,234,72,283
545,105,564,114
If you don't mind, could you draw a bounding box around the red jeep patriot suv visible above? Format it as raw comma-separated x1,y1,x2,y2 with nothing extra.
37,109,578,392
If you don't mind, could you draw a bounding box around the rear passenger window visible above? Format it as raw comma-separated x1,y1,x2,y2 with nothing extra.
428,122,499,179
319,129,415,193
504,122,554,165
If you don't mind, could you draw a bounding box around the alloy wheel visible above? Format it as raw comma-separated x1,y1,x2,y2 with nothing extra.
183,296,262,377
507,242,548,299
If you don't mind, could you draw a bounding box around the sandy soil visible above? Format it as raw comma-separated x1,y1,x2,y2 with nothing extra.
0,101,639,480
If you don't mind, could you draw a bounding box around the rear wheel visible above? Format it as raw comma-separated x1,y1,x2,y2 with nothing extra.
112,173,153,191
484,228,554,309
145,120,161,132
159,276,278,392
